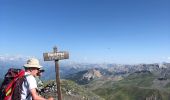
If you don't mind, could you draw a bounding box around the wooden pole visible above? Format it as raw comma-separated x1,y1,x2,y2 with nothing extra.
54,47,62,100
55,60,62,100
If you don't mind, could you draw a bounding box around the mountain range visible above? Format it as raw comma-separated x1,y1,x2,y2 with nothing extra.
0,55,170,80
1,55,170,100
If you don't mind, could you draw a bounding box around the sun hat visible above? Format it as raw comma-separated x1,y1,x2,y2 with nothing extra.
24,58,42,69
39,67,45,72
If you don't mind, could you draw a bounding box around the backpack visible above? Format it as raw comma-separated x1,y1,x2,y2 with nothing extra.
0,68,26,100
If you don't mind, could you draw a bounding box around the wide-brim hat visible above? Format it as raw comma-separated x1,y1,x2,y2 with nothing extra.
39,67,45,72
24,58,42,69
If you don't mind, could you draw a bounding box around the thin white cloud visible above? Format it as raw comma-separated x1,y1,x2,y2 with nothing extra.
168,57,170,60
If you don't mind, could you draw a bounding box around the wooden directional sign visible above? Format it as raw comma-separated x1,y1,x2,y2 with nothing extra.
43,51,69,61
43,47,69,100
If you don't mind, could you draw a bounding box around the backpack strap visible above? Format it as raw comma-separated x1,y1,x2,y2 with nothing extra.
5,70,25,93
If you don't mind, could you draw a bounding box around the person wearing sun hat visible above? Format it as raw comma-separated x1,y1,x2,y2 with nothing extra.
21,58,53,100
35,67,45,95
39,67,45,73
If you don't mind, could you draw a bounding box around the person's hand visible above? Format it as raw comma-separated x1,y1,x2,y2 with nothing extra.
47,97,54,100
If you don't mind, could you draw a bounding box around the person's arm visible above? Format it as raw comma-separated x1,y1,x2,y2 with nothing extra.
30,88,53,100
27,75,53,100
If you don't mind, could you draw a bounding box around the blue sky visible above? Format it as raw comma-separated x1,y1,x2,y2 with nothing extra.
0,0,170,64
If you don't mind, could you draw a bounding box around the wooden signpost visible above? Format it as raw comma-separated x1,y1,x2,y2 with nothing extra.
43,46,69,100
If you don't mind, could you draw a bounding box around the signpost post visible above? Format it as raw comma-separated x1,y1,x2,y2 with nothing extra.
43,46,69,100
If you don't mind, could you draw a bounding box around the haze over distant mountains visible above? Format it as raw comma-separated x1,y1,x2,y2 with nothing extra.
0,55,170,80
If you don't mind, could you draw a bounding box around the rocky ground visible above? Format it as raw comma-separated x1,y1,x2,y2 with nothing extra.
40,80,104,100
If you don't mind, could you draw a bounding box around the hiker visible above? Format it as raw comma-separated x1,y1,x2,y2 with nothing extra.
35,68,45,95
21,58,53,100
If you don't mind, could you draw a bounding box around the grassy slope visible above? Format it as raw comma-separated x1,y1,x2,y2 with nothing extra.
93,85,169,100
92,72,170,100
